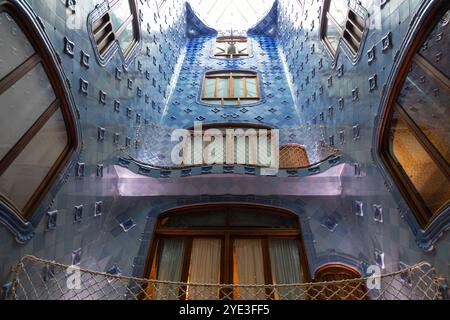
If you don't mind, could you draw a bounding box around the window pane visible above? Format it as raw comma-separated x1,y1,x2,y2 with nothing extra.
154,238,186,300
324,17,340,53
110,0,132,32
0,12,35,80
0,108,68,211
269,239,303,299
215,43,226,54
233,239,266,300
117,20,135,55
397,62,450,160
0,64,56,160
389,113,450,215
186,239,221,300
328,0,347,29
235,42,248,54
233,78,244,97
217,78,228,97
246,78,258,98
419,9,450,79
204,78,216,98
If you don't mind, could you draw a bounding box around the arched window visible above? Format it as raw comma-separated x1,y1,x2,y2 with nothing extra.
145,205,309,300
0,4,76,219
201,71,260,106
380,3,449,228
313,264,368,300
214,36,249,58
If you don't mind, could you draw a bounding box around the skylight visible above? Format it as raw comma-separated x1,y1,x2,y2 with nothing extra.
188,0,275,32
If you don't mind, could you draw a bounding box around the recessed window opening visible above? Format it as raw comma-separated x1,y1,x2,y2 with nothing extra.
92,0,139,60
144,205,310,300
215,36,249,58
201,70,260,106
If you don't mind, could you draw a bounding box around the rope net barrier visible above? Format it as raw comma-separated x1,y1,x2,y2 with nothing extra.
7,255,442,300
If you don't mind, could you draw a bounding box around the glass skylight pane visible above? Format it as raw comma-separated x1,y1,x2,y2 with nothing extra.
188,0,275,31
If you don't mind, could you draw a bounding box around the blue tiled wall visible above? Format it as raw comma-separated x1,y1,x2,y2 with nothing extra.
0,0,187,285
277,0,449,280
0,0,448,298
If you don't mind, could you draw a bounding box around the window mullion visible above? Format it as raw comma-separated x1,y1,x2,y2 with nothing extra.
215,78,219,98
413,54,450,92
229,75,233,98
179,238,193,300
262,238,274,296
0,99,59,176
243,78,247,98
0,54,41,96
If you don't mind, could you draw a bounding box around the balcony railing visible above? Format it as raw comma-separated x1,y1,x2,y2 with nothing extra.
6,255,443,300
120,123,339,170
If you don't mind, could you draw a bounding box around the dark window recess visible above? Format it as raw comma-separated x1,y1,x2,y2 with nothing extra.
93,13,114,56
343,11,365,54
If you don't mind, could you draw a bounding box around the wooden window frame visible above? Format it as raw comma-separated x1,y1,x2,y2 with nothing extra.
0,4,77,220
214,36,249,58
379,2,450,229
143,204,311,300
201,70,261,106
93,0,139,60
320,0,365,59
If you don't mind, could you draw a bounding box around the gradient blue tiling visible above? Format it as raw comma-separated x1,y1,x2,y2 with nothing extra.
160,34,303,128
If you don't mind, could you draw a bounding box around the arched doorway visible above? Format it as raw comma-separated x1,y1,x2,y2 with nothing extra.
313,264,368,300
144,204,310,300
